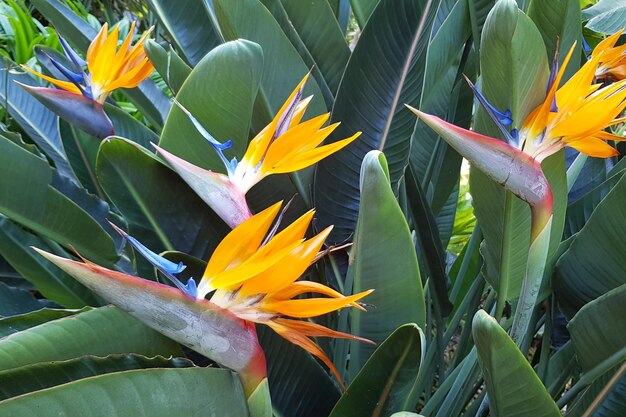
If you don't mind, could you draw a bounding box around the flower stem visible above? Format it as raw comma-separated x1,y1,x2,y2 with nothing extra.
509,215,553,346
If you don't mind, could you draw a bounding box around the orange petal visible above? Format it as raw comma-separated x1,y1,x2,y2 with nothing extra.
566,137,619,157
264,290,374,318
267,320,344,389
270,132,361,174
87,23,109,67
239,227,332,296
269,280,366,310
203,202,281,279
273,317,374,344
20,65,81,94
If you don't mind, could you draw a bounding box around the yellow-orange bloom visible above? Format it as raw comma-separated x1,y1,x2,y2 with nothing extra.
22,21,153,103
157,73,361,228
230,73,361,192
520,34,626,161
197,202,373,385
595,29,626,81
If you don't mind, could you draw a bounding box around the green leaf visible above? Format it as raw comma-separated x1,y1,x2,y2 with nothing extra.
96,138,229,262
473,310,561,417
261,0,349,102
0,137,119,265
470,0,569,302
29,0,171,128
0,368,250,417
0,354,193,401
565,363,626,417
0,306,182,372
58,119,102,196
246,378,272,417
0,307,90,338
582,0,626,34
159,39,262,171
146,0,221,66
315,0,437,243
350,0,380,27
0,56,74,179
346,151,425,378
404,167,453,316
104,104,159,149
555,172,626,317
0,217,99,308
330,324,424,417
0,282,45,316
258,327,341,417
144,40,192,95
528,0,582,80
214,0,328,128
568,284,626,372
410,0,471,215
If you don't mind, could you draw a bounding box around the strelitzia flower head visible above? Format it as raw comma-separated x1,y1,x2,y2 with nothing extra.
18,21,153,138
409,35,626,237
156,73,361,228
519,39,626,161
194,202,373,384
37,202,372,391
594,30,626,81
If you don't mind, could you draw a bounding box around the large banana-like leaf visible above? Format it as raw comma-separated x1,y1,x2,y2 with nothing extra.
409,0,471,215
144,40,192,95
96,138,229,269
582,0,626,34
0,354,193,401
146,0,221,66
58,102,159,194
350,0,380,28
0,137,119,265
0,305,182,372
528,0,581,79
346,151,426,379
314,0,438,244
214,0,327,127
330,324,425,417
0,307,90,338
0,218,98,308
0,368,250,417
159,40,262,172
0,56,74,179
555,172,626,318
473,310,561,417
567,284,626,372
29,0,171,128
261,0,349,103
0,282,46,316
257,327,341,417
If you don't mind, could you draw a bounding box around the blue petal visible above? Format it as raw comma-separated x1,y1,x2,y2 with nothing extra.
57,33,87,68
109,222,186,275
108,222,201,296
172,99,238,176
42,51,87,96
582,36,592,54
510,128,521,149
464,76,516,144
546,52,560,113
182,277,198,298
